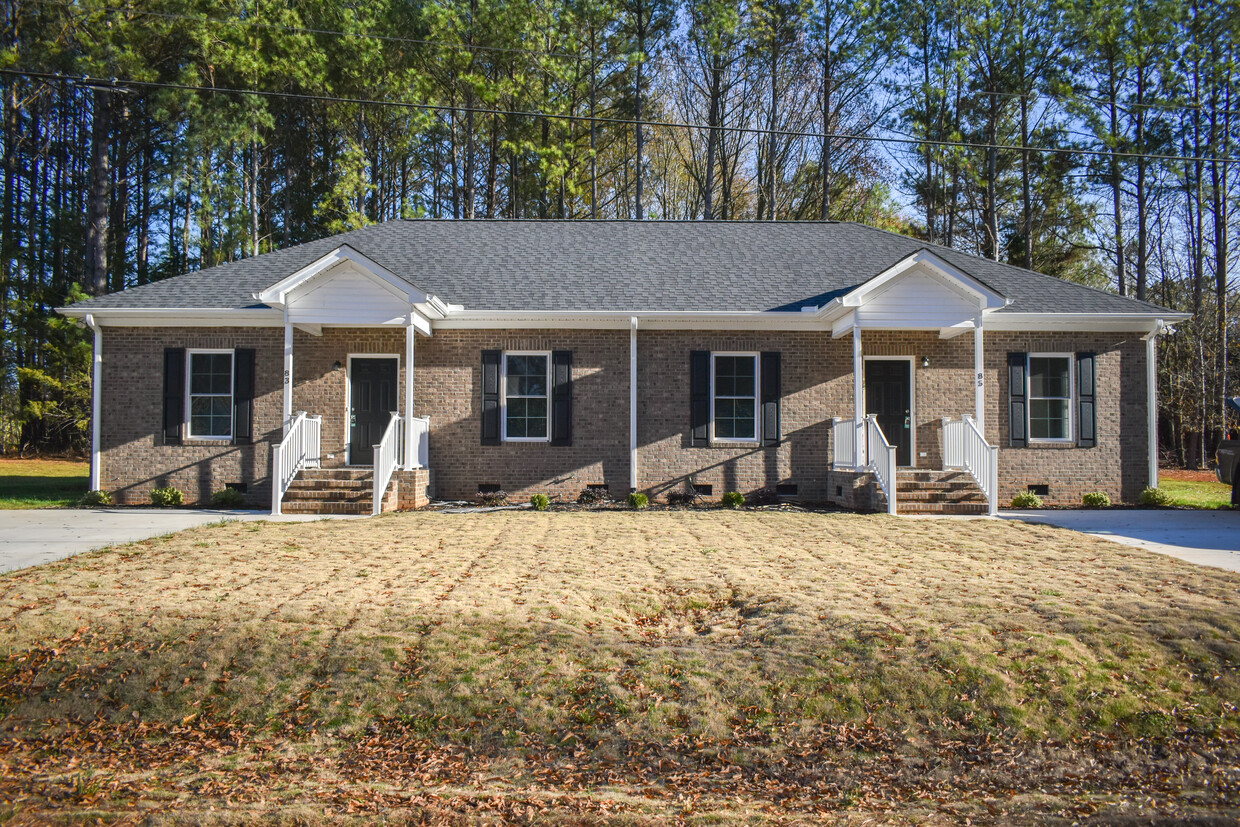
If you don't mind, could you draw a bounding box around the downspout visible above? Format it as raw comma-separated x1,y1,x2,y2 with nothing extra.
630,316,638,492
1146,319,1163,490
85,314,101,492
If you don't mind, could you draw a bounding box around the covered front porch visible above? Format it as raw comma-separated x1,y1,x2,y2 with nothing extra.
259,246,444,515
816,252,1003,516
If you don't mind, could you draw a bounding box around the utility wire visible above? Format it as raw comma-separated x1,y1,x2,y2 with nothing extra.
5,67,1239,166
36,0,1240,118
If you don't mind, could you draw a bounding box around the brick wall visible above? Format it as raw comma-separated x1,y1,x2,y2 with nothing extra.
416,329,631,500
97,325,1149,508
99,327,284,506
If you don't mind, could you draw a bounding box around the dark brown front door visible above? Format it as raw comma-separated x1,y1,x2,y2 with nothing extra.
349,358,397,465
865,359,912,467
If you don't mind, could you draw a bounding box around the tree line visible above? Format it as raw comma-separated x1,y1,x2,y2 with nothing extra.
0,0,1236,467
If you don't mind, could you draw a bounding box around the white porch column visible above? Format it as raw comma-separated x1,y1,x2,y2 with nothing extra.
973,313,985,432
1147,321,1161,489
405,320,417,469
630,316,638,492
282,312,293,435
853,325,865,467
86,314,101,492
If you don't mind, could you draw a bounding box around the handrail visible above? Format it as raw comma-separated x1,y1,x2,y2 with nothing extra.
271,412,321,515
961,415,999,516
372,412,403,516
865,414,898,515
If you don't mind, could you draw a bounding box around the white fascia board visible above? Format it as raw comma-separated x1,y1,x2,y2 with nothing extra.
983,312,1191,333
433,310,828,331
842,250,1007,310
255,245,427,306
57,307,285,326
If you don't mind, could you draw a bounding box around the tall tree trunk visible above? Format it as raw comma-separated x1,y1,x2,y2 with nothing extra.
85,89,110,296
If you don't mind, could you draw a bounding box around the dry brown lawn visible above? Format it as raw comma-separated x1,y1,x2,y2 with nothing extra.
1,511,1238,824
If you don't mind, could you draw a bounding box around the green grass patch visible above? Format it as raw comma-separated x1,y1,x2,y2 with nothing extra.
0,458,88,508
1161,478,1232,510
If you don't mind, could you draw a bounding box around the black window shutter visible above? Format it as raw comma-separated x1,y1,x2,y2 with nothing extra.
761,351,781,445
1077,351,1096,448
551,350,573,445
1008,352,1027,448
690,350,710,446
233,348,255,444
163,347,185,445
481,350,501,445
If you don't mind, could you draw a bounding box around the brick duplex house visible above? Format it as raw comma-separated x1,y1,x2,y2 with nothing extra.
59,220,1188,515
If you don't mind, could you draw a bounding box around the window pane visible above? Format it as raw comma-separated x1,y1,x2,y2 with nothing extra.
715,356,755,398
715,398,755,440
507,355,547,396
190,353,233,394
505,397,547,439
1029,357,1069,399
1030,398,1069,440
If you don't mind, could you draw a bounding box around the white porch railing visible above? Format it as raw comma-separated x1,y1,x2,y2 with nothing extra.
960,414,999,516
406,415,430,469
865,415,898,515
942,417,965,469
372,412,404,516
832,417,855,469
271,412,321,515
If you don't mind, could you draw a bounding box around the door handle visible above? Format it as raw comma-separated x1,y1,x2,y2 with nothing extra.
904,416,910,428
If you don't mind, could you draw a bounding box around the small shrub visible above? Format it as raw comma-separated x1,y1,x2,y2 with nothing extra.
665,490,698,506
211,487,246,508
744,487,780,506
721,491,745,509
1081,491,1111,508
530,493,550,511
478,489,508,507
577,487,609,506
150,487,185,507
1139,486,1173,506
626,492,649,510
1011,490,1043,509
79,489,111,507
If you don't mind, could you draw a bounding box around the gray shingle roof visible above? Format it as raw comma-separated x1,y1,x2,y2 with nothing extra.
67,219,1175,316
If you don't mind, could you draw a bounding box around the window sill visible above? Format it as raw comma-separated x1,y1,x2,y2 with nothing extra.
1025,440,1076,448
709,439,762,447
182,437,234,446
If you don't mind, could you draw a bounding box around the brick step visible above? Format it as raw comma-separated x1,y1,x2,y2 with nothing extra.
896,482,977,492
286,480,372,492
299,468,374,481
899,502,989,515
897,492,987,503
282,489,372,503
281,500,371,515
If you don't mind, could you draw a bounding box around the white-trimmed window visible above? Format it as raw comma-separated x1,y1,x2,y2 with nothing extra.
502,351,550,441
1028,353,1072,442
186,349,234,439
711,353,759,442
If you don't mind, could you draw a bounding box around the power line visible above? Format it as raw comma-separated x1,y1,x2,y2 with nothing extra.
5,67,1239,167
37,0,1240,119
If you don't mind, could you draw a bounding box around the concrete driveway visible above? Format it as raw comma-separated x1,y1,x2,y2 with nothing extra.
0,508,337,574
1002,508,1240,573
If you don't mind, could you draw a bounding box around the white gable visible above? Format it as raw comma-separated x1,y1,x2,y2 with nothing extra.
286,262,412,326
855,268,981,329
